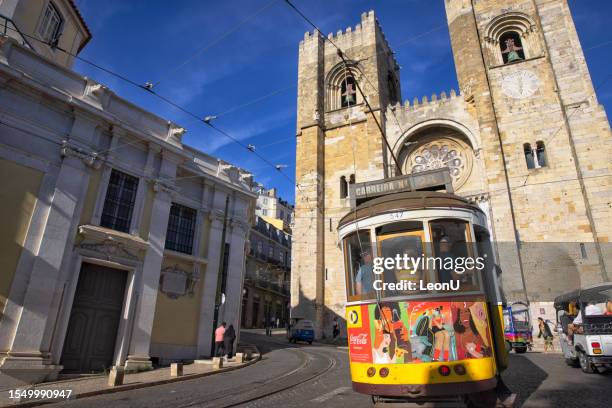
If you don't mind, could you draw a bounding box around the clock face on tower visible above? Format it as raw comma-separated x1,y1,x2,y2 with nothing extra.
501,69,540,99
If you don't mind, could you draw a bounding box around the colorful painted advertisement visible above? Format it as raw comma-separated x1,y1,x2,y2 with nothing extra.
346,301,493,364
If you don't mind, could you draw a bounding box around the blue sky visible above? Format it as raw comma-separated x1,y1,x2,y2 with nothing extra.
74,0,612,204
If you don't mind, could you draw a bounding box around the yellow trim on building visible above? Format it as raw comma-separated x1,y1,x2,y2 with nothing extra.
150,259,203,347
0,160,42,314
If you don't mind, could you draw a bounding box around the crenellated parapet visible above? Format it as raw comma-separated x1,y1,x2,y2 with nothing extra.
391,89,461,113
385,87,482,154
299,10,398,70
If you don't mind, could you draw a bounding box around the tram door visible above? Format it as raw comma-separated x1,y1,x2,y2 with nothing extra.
376,229,427,292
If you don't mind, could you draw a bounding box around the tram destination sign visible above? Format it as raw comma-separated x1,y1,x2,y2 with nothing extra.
348,168,453,209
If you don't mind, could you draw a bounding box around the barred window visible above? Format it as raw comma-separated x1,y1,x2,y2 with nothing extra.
100,169,139,233
165,203,197,254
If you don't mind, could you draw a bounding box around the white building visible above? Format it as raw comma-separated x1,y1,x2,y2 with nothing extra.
254,186,294,232
0,31,255,386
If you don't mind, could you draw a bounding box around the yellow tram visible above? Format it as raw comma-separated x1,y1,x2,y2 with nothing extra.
338,170,511,406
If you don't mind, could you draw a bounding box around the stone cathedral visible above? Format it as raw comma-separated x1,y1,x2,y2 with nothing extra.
291,0,612,337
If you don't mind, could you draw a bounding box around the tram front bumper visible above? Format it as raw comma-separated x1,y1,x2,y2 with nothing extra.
353,377,497,398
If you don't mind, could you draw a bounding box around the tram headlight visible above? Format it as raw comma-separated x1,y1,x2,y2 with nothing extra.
438,365,451,376
453,364,466,375
379,367,389,378
367,367,376,377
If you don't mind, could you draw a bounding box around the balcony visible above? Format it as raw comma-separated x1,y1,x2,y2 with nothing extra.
0,14,34,50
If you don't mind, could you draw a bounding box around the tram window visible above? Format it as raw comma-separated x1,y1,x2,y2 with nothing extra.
376,221,423,236
343,230,375,300
377,224,426,298
475,225,496,295
430,219,480,292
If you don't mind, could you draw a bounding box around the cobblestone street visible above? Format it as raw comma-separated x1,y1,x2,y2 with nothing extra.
16,332,604,408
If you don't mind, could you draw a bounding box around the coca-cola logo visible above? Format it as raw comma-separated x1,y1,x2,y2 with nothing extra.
350,333,368,345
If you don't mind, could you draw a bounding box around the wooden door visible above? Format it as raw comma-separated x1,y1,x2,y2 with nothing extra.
61,263,127,373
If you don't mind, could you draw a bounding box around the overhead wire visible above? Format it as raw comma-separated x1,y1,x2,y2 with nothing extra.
147,0,279,89
4,10,611,213
283,0,403,175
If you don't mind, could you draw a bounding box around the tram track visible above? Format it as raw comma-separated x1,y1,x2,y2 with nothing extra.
175,344,337,408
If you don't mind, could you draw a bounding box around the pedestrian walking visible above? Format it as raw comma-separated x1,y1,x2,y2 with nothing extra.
224,324,236,359
332,317,340,339
215,322,226,357
537,317,554,352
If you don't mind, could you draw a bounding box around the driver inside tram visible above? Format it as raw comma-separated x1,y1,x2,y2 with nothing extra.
355,247,375,296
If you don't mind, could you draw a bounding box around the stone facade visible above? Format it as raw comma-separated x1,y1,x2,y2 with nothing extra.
0,36,255,387
291,1,611,338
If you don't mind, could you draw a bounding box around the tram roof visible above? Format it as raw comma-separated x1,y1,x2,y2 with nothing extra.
337,191,483,229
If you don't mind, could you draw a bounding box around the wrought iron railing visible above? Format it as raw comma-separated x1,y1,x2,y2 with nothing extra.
0,14,34,50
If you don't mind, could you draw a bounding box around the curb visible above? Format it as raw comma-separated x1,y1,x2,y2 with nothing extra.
4,347,261,408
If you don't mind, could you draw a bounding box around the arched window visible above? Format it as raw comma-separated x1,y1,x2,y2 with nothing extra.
483,12,541,66
341,76,357,108
524,143,535,169
535,141,547,167
340,176,348,199
325,62,363,111
500,31,525,64
349,174,355,185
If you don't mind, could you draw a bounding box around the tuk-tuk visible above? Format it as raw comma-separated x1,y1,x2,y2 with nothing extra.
554,283,612,373
287,317,314,344
503,301,532,353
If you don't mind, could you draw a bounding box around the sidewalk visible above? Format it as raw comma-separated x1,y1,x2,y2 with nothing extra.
0,345,260,408
525,337,563,354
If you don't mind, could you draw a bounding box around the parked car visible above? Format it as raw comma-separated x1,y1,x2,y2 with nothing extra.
287,318,315,344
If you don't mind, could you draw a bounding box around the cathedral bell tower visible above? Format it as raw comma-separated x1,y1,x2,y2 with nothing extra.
291,11,400,334
445,0,611,298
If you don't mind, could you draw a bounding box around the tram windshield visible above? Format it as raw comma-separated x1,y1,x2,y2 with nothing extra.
344,230,375,300
511,307,530,330
344,219,485,302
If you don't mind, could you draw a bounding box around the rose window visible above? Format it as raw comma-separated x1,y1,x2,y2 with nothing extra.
405,138,472,188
